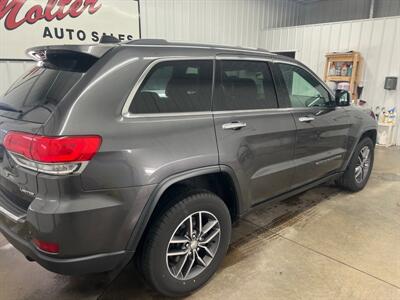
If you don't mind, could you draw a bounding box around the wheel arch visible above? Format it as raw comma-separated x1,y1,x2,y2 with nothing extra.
342,127,377,172
125,165,243,254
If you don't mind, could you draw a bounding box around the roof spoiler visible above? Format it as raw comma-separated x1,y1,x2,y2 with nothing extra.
99,35,120,44
26,44,116,61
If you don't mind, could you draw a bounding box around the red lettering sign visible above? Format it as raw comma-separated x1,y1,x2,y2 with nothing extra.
0,0,102,30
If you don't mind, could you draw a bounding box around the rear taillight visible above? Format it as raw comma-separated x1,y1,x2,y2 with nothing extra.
4,131,102,175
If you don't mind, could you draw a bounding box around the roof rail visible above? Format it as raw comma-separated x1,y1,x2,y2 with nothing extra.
127,39,169,45
256,47,271,53
100,35,120,44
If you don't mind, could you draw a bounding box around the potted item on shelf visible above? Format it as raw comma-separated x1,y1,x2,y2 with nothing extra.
335,62,341,75
347,63,353,76
341,63,348,76
329,62,336,76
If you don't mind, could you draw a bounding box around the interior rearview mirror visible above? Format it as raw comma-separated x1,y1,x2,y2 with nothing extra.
335,89,351,106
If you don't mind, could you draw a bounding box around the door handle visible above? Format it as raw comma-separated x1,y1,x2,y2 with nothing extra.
298,116,315,123
222,121,247,130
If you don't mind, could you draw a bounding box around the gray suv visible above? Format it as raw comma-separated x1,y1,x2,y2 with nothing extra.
0,39,377,297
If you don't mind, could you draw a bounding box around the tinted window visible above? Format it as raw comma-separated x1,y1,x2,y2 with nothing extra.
0,66,83,123
277,63,331,108
214,60,278,111
130,60,213,114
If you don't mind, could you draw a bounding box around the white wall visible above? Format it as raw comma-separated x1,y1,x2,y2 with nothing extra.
2,3,399,144
1,0,301,95
139,0,301,47
260,16,400,145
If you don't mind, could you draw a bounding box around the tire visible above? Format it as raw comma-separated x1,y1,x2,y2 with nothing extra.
338,137,374,192
140,190,232,297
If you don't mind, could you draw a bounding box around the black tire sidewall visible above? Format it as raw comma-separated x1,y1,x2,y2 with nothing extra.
344,138,374,191
144,193,231,297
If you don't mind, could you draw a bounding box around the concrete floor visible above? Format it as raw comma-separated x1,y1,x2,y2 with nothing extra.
1,146,400,300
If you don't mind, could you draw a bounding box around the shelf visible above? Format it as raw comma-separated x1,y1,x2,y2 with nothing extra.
324,51,362,101
326,76,351,82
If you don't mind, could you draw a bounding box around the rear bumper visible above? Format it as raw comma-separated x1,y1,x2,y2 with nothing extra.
0,218,129,275
0,182,156,275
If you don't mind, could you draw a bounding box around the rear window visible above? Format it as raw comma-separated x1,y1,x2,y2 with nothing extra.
0,51,97,123
129,60,213,114
214,60,278,111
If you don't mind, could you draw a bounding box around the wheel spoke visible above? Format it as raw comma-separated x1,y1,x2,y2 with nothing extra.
361,148,370,162
362,164,369,179
200,228,221,245
184,252,196,279
189,215,194,238
355,166,362,179
199,244,214,258
201,220,218,237
198,212,202,234
195,250,207,267
175,252,190,277
167,249,188,257
170,236,189,244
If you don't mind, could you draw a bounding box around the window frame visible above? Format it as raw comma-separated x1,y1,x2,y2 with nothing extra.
121,56,333,118
122,57,215,118
270,60,335,109
213,58,280,112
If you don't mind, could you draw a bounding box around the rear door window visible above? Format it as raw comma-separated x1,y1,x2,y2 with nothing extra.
130,60,213,114
213,60,278,111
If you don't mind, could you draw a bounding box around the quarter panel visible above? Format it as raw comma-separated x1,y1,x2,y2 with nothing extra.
81,114,219,189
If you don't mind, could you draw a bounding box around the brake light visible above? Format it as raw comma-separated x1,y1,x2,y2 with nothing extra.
3,131,102,175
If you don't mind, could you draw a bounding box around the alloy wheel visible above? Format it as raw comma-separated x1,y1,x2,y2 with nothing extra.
166,211,221,280
355,145,371,184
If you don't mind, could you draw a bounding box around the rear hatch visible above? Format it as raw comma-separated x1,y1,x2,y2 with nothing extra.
0,45,113,219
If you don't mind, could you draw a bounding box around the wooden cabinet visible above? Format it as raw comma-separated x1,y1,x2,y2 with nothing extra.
324,52,362,101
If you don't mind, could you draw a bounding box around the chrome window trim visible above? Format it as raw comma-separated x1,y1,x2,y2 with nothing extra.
216,56,274,62
122,55,334,119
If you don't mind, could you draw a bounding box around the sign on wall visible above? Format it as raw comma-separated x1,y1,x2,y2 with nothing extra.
0,0,140,59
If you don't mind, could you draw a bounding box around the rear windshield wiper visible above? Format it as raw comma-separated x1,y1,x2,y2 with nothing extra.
0,102,23,113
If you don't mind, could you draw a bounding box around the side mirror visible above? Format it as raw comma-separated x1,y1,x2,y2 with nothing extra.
335,89,351,106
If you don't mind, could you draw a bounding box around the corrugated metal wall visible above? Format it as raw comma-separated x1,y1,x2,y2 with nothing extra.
139,0,301,46
263,0,302,29
140,0,264,47
260,16,400,144
2,0,302,95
